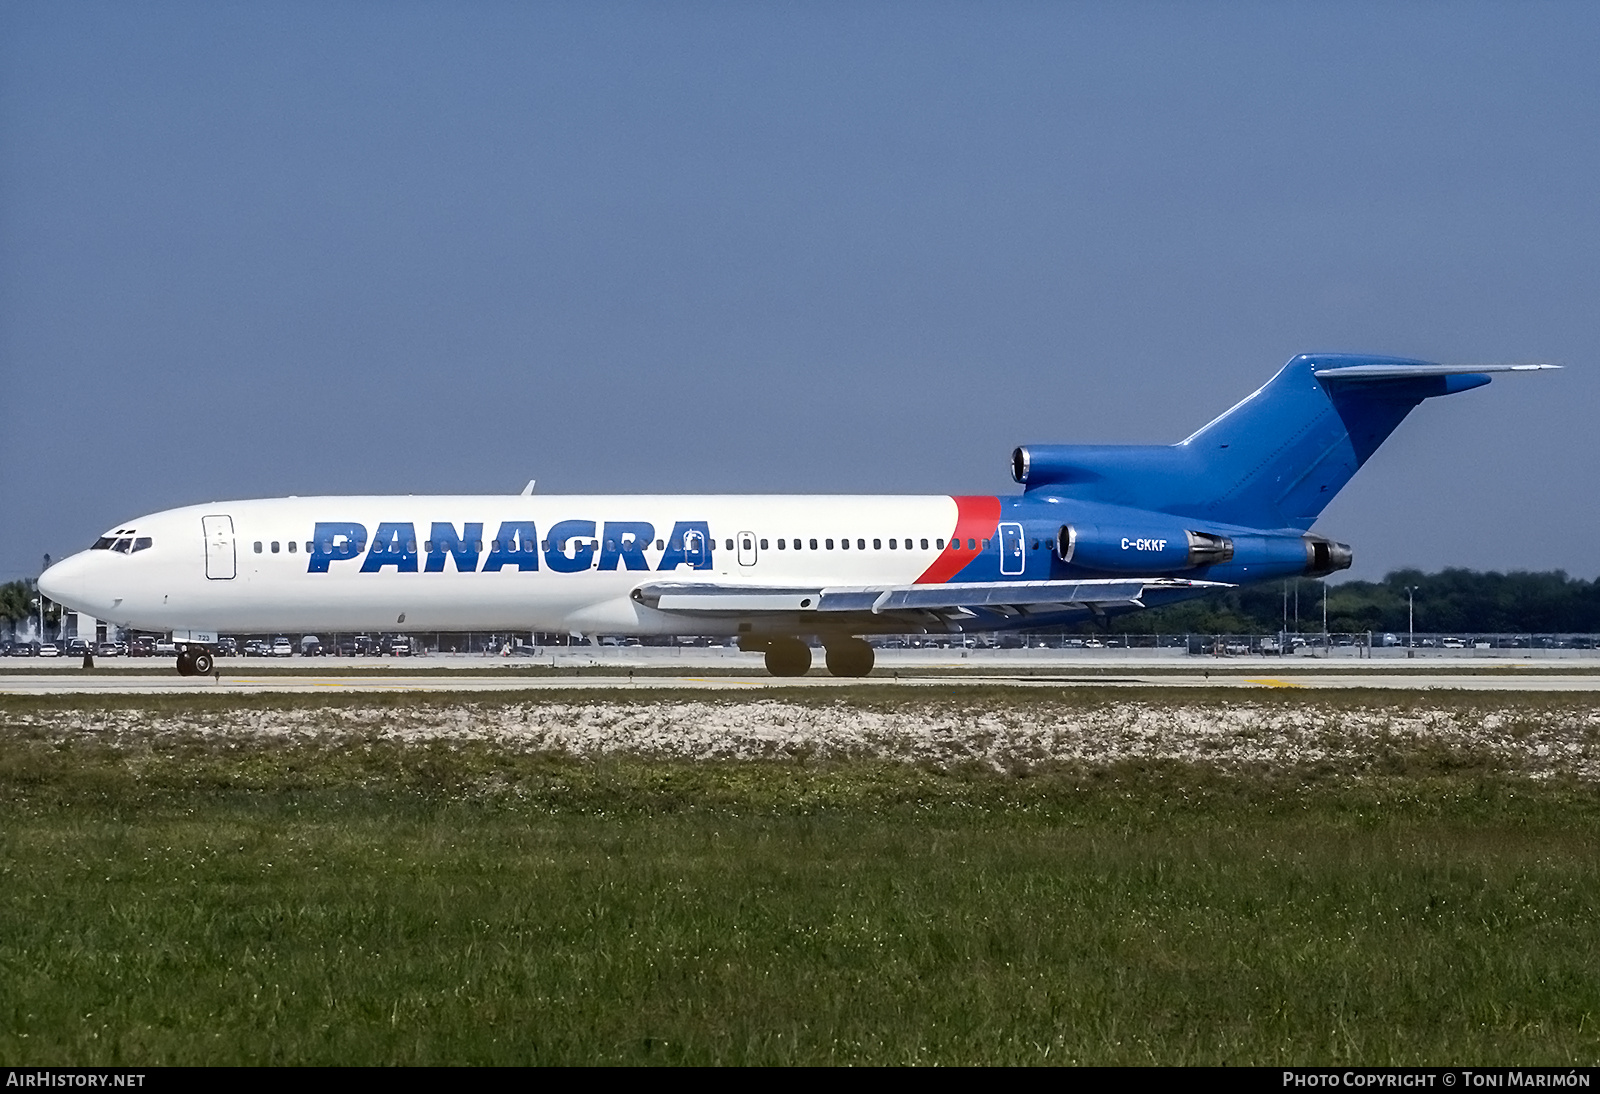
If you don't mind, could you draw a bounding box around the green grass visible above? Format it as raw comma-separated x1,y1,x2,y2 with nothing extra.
3,724,1600,1064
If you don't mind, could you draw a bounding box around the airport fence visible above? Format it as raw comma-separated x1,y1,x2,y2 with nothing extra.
78,631,1600,658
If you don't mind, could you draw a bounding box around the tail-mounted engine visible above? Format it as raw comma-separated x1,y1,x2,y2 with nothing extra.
1054,523,1234,573
1053,522,1349,578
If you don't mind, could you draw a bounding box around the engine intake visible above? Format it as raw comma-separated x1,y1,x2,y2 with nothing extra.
1011,446,1030,484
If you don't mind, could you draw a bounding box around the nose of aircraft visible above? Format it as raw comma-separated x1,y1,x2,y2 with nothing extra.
37,552,96,613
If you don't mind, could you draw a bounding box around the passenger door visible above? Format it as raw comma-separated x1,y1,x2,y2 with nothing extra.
202,515,236,580
737,531,758,566
998,521,1025,576
683,529,707,569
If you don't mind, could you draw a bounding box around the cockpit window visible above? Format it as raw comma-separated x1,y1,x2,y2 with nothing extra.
92,530,151,553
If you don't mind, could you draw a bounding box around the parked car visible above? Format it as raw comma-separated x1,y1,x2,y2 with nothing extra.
96,642,121,657
130,635,157,656
65,638,91,658
271,637,294,657
215,637,238,656
38,642,60,657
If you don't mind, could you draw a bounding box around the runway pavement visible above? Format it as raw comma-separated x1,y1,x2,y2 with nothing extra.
5,666,1600,694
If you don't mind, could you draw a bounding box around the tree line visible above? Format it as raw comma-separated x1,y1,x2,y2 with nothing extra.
1107,569,1600,636
0,580,39,629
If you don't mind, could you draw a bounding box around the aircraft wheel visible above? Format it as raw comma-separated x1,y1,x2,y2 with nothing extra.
191,649,214,675
175,649,196,676
824,637,874,678
764,638,812,677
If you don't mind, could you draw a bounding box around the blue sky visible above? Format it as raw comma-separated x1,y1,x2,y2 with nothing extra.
3,2,1595,582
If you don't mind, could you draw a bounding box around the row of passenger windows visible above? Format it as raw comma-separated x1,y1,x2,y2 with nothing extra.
250,536,1006,555
778,538,953,551
254,539,634,554
255,541,313,554
755,536,1044,552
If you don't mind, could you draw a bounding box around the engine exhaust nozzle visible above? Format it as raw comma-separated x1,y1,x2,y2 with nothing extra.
1304,536,1353,577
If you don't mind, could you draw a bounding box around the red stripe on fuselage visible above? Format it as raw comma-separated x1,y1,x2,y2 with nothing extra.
915,495,1002,584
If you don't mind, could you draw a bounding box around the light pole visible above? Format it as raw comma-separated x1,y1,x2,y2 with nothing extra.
1281,581,1288,656
38,554,50,645
1404,585,1417,658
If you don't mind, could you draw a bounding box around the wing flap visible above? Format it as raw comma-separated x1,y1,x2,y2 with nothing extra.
635,578,1228,616
828,580,1152,613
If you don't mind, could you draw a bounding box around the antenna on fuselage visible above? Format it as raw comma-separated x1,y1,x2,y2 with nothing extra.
520,479,536,496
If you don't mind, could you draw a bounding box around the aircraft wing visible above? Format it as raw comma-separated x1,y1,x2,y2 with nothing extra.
632,577,1230,622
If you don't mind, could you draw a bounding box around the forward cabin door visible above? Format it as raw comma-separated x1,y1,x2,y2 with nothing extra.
737,531,758,566
202,515,236,580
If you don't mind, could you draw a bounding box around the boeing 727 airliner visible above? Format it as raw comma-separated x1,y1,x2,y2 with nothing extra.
38,354,1555,677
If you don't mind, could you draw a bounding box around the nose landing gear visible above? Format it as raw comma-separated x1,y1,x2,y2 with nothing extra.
176,647,214,676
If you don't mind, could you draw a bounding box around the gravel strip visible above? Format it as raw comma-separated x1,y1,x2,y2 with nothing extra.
7,697,1600,776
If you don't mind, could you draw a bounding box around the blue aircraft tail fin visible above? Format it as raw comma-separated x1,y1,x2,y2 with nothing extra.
1014,354,1542,530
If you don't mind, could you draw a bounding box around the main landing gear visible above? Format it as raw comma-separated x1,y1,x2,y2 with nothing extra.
763,637,811,677
175,647,214,676
823,637,874,678
756,636,876,678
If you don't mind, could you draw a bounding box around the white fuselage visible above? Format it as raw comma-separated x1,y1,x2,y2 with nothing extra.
40,495,966,637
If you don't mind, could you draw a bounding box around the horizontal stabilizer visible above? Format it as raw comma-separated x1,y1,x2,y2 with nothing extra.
1314,362,1560,381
